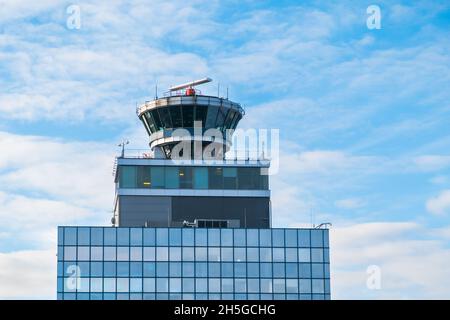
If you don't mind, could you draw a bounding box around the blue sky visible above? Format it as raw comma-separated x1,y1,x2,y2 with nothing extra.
0,0,450,299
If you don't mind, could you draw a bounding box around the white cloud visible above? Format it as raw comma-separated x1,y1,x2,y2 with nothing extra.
426,190,450,215
415,155,450,172
335,198,365,209
331,222,450,299
0,250,55,299
0,131,115,251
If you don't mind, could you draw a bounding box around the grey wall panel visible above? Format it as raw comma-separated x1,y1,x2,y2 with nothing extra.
119,196,171,227
118,195,270,228
171,196,270,228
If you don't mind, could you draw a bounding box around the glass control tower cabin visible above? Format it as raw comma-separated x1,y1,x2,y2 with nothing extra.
57,78,331,300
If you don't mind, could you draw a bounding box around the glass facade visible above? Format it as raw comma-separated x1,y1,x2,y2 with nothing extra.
57,227,330,300
141,106,242,134
118,165,269,190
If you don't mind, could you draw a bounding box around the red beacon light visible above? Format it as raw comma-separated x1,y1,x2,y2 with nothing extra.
185,87,196,96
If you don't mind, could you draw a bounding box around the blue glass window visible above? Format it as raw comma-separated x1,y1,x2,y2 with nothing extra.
117,278,129,292
234,248,246,262
90,278,103,292
247,248,259,262
273,263,285,277
259,229,271,247
156,262,169,277
117,262,129,277
91,228,103,246
120,166,137,188
260,279,272,293
156,229,168,246
130,278,143,292
223,167,237,189
64,228,77,245
221,248,233,262
273,279,285,293
117,228,129,246
221,262,233,277
156,247,168,261
221,229,233,246
208,279,220,292
208,262,220,277
286,263,298,278
90,247,103,261
104,278,116,292
151,167,165,188
130,262,143,277
182,229,194,246
170,247,181,261
208,247,220,262
143,228,155,246
130,228,142,246
273,248,285,262
235,279,246,293
272,229,285,247
77,228,90,245
311,230,323,247
247,263,259,278
143,262,155,277
324,231,329,247
58,228,64,245
324,264,330,278
170,262,181,277
193,167,208,189
220,278,232,293
91,262,103,277
117,247,129,261
74,262,88,277
260,263,272,278
298,230,310,247
104,262,116,276
77,246,89,261
208,229,220,246
182,247,194,261
143,247,155,261
260,247,272,262
182,262,195,277
246,229,258,247
183,278,195,292
169,229,181,246
299,263,311,278
63,251,77,266
104,228,116,245
143,278,155,292
248,279,259,293
233,229,246,247
312,264,324,278
234,262,246,277
195,262,207,277
311,248,323,263
170,278,181,293
285,229,297,247
298,248,311,262
286,279,298,293
165,167,179,189
196,278,208,292
195,229,207,246
130,247,142,261
312,279,324,294
195,247,207,261
286,248,297,262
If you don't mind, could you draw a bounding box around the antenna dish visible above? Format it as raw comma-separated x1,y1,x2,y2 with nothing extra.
169,77,212,92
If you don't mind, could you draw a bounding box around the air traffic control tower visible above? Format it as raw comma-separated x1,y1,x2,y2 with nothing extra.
57,78,331,300
112,78,271,229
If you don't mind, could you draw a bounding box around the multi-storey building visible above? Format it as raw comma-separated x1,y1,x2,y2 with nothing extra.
56,78,331,300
